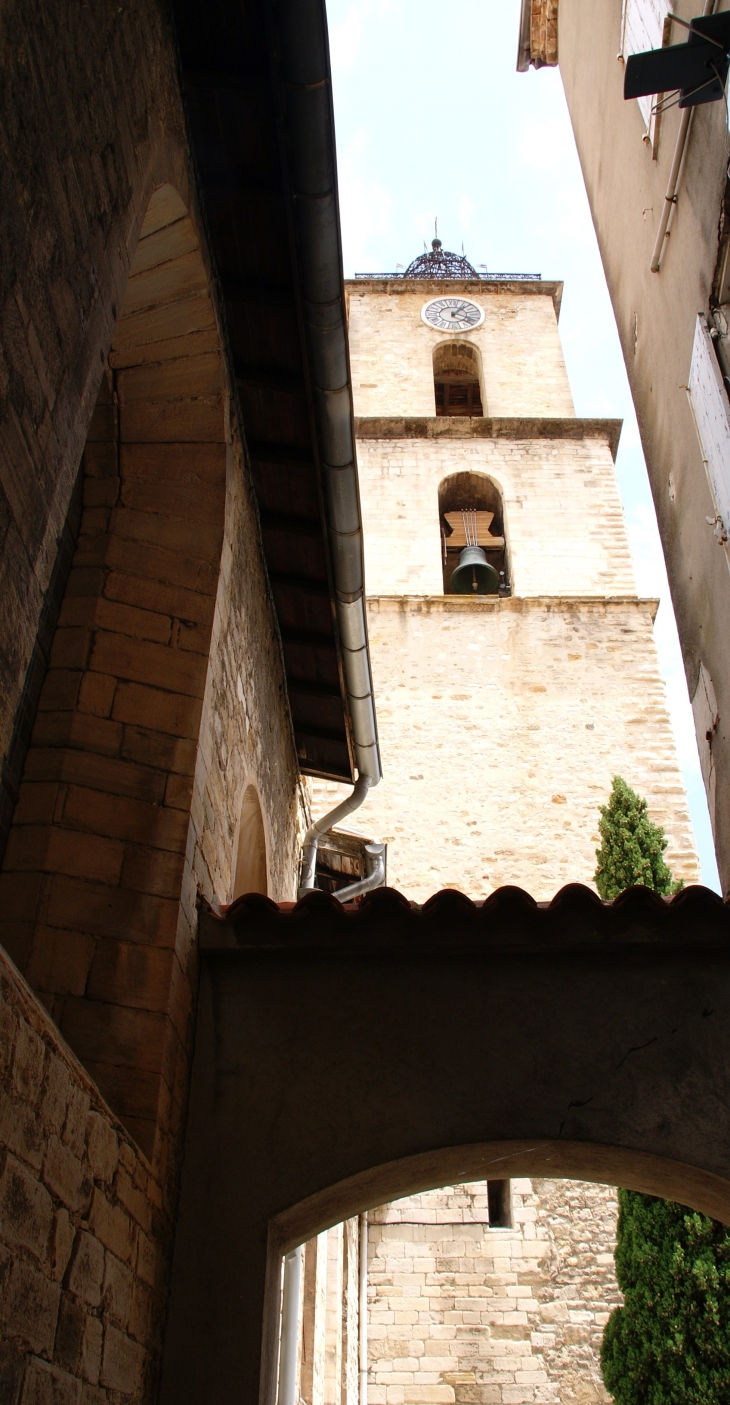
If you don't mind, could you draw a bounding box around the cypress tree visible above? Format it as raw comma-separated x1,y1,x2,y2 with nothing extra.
594,775,679,900
595,778,730,1404
601,1191,730,1405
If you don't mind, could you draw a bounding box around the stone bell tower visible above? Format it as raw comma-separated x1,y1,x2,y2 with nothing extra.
313,239,699,899
300,241,701,1405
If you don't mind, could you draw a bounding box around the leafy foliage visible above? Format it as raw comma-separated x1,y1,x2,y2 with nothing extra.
601,1190,730,1405
594,775,680,900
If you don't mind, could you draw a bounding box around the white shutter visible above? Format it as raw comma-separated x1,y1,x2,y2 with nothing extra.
621,0,671,132
688,314,730,542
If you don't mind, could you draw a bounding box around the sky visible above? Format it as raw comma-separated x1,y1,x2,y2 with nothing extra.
327,0,721,890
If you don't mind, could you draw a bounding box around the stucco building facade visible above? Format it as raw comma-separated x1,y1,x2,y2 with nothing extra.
518,0,730,897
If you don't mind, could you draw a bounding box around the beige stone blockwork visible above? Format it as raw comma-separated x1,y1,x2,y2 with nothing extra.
347,286,574,420
310,597,699,902
367,1180,620,1405
354,434,634,599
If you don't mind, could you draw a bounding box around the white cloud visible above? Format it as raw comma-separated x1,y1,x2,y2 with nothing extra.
330,5,363,72
459,195,474,230
516,111,575,174
338,129,393,271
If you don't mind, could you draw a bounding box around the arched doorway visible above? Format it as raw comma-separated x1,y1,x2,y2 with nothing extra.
233,784,268,898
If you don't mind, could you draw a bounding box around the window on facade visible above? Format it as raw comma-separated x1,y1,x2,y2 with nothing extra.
620,0,671,149
439,471,508,595
433,341,484,417
487,1180,512,1228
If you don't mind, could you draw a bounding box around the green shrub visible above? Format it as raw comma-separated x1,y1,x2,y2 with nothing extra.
594,775,680,900
601,1190,730,1405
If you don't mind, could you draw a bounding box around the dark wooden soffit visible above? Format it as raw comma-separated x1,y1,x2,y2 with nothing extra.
170,0,353,783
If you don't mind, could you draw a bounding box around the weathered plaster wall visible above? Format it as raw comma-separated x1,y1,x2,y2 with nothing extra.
347,285,574,419
556,0,730,892
0,941,170,1404
311,594,699,901
354,432,634,599
368,1180,620,1405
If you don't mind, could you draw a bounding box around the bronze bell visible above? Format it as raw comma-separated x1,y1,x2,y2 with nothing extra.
449,545,499,595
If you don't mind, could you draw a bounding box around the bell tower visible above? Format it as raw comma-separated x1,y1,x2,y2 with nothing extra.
312,240,699,899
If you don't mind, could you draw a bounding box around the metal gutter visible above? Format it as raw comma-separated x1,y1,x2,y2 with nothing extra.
272,0,382,790
516,0,532,71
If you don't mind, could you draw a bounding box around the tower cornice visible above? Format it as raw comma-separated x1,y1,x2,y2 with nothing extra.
354,415,623,461
345,278,564,317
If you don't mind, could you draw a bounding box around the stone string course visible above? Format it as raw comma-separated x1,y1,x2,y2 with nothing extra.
0,940,168,1404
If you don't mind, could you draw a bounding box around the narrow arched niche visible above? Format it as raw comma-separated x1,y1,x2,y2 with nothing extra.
433,341,485,417
232,785,268,898
438,470,508,594
0,182,227,1156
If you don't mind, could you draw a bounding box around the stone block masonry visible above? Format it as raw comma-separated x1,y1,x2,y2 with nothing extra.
346,286,574,419
354,431,634,600
311,595,699,902
367,1181,620,1405
0,938,170,1404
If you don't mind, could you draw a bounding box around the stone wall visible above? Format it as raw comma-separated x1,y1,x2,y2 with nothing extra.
311,594,699,901
367,1180,620,1405
0,181,302,1175
0,0,191,838
346,286,573,419
353,431,633,599
0,939,169,1404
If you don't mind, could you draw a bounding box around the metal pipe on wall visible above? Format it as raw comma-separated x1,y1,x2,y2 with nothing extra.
272,0,382,790
278,1245,303,1405
359,1214,368,1405
298,776,371,897
650,0,716,272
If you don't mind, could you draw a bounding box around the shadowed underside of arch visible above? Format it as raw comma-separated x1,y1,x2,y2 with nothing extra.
0,183,227,1158
161,882,730,1405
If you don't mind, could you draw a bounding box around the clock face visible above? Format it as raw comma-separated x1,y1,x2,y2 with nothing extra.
421,297,485,332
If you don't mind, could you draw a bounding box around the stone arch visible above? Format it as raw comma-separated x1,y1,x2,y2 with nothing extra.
232,784,268,899
432,340,485,417
160,884,730,1405
438,469,509,593
0,182,227,1157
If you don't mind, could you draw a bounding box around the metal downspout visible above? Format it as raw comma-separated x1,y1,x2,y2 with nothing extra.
278,1245,303,1405
333,842,385,904
649,0,715,271
273,0,382,895
359,1213,368,1405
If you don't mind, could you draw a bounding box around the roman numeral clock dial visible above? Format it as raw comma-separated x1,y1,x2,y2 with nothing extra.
421,297,485,331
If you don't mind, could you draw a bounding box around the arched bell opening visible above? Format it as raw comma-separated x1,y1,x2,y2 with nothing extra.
438,470,509,596
0,182,227,1157
433,341,485,417
232,784,268,899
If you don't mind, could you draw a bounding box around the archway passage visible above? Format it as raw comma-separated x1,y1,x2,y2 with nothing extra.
161,882,730,1405
0,184,226,1156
